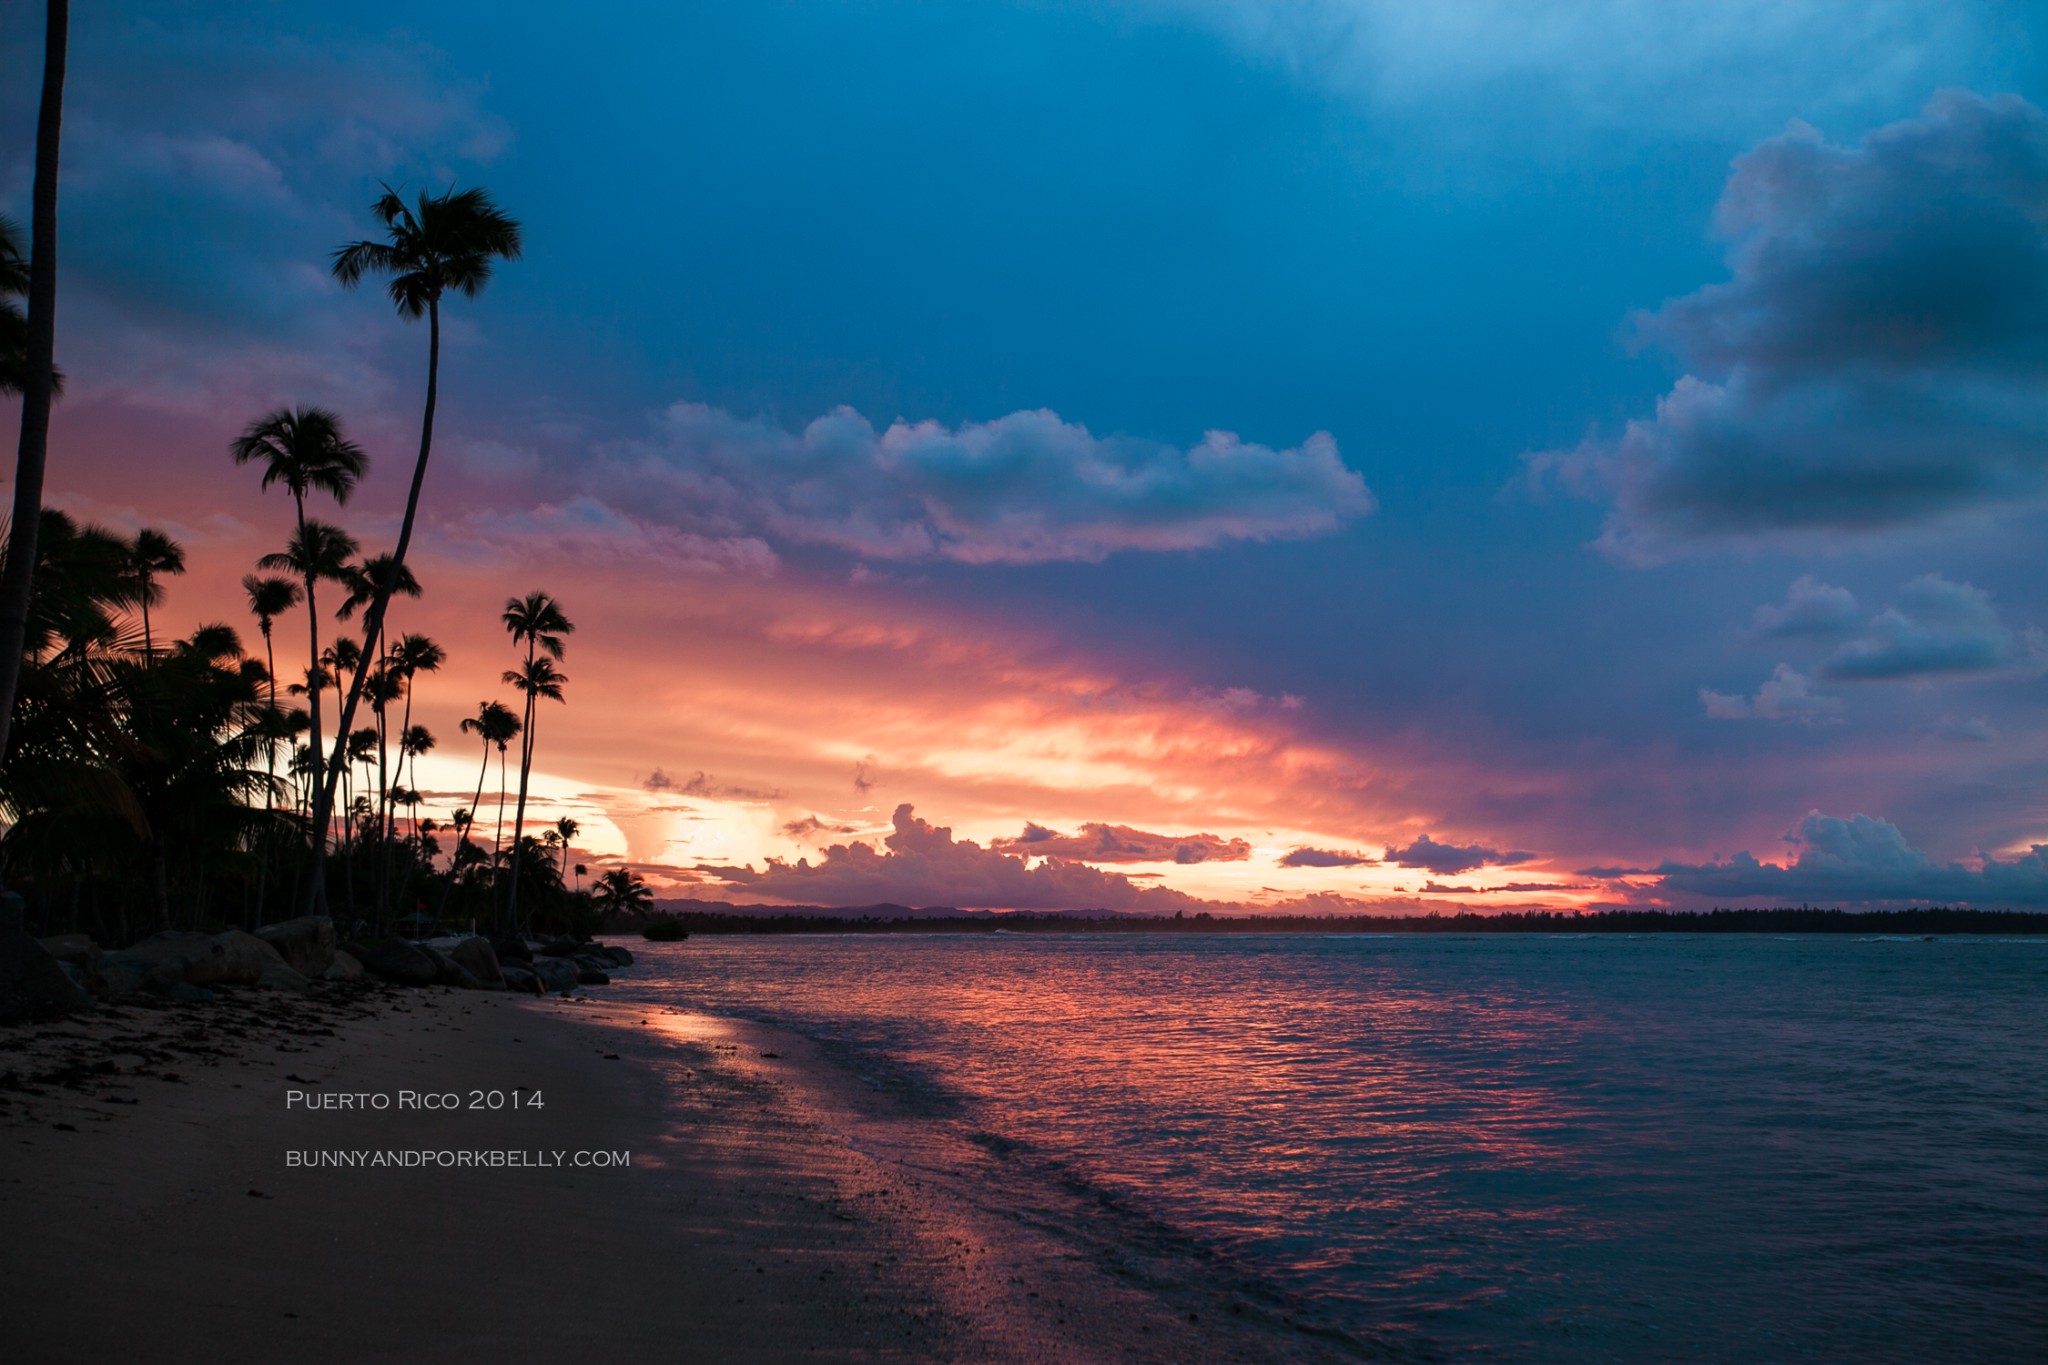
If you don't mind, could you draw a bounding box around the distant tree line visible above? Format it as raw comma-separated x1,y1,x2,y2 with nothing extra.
640,906,2048,936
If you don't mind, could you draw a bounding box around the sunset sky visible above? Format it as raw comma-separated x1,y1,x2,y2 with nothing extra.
4,1,2048,911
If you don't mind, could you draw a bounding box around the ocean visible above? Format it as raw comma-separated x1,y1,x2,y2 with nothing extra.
608,933,2047,1362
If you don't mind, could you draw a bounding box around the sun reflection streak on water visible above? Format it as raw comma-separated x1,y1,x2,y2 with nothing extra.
606,933,2048,1363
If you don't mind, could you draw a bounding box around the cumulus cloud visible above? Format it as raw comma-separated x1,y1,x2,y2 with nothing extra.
1700,663,1842,723
718,804,1210,912
1533,92,2048,560
435,497,779,577
1819,574,2044,682
1590,811,2048,907
1278,846,1376,867
1926,714,1999,743
596,403,1373,564
990,821,1252,865
1383,834,1538,876
1751,576,1860,639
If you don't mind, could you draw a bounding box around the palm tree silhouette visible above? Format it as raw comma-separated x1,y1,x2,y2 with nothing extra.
383,631,442,847
554,815,579,888
456,700,521,909
499,591,573,934
319,186,521,915
593,868,653,916
256,517,359,897
0,2,73,780
124,528,185,666
233,406,366,901
242,572,302,920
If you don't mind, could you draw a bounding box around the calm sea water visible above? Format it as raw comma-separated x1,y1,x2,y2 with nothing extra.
610,934,2047,1362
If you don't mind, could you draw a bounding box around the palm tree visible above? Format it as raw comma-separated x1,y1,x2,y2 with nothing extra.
241,572,301,922
232,407,365,897
319,186,521,914
123,528,185,665
593,868,653,916
554,815,579,888
0,3,71,786
456,700,520,890
499,592,572,933
256,518,359,897
383,631,442,846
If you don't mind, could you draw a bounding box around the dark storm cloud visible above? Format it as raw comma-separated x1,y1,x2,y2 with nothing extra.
597,404,1374,565
1590,811,2048,907
1535,91,2048,559
1278,846,1376,868
1384,834,1539,876
990,822,1252,865
1819,574,2044,682
721,804,1208,912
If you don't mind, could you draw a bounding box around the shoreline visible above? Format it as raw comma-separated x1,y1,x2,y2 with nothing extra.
1,973,1357,1362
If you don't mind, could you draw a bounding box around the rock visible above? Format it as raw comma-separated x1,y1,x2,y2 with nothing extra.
167,981,216,1004
531,956,578,993
601,944,635,967
500,964,542,996
418,945,483,991
355,939,436,986
95,955,175,998
322,949,365,982
38,933,102,969
490,936,533,964
0,895,95,1018
539,936,583,958
115,930,286,987
257,958,311,992
254,916,336,978
576,966,611,985
442,937,505,990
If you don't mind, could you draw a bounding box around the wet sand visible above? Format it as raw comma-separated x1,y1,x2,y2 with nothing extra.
1,983,1352,1363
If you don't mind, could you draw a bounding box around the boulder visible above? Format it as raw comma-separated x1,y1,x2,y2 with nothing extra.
95,954,176,998
257,958,311,992
418,945,483,991
254,916,336,978
38,933,102,969
600,944,634,967
500,964,542,996
531,956,578,994
576,966,611,986
355,939,436,986
0,896,96,1019
322,949,365,983
539,936,583,959
116,930,285,988
442,937,504,990
490,936,533,964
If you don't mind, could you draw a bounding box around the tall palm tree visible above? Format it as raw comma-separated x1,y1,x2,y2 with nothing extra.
500,592,572,932
124,528,185,665
256,518,358,897
241,572,301,923
456,699,520,892
0,1,70,786
385,632,443,856
318,186,521,915
232,407,365,894
554,815,579,889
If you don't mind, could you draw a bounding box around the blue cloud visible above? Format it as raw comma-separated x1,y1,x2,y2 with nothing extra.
1384,834,1538,876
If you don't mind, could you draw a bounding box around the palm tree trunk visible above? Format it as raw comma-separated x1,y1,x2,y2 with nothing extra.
303,298,438,915
140,588,153,664
256,623,277,924
504,702,536,936
297,500,327,913
503,640,539,935
0,0,68,778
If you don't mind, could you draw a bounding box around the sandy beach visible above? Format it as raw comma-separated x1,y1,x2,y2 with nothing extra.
1,976,1350,1363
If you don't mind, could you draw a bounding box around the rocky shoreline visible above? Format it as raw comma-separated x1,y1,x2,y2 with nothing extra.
9,912,638,1019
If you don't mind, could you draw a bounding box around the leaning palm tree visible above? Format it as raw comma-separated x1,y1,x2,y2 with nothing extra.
124,528,185,665
317,185,521,915
554,815,579,888
232,407,366,885
0,1,72,782
256,518,359,899
456,699,520,888
500,592,572,932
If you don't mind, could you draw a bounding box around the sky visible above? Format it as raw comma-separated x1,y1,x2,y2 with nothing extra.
3,0,2047,912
